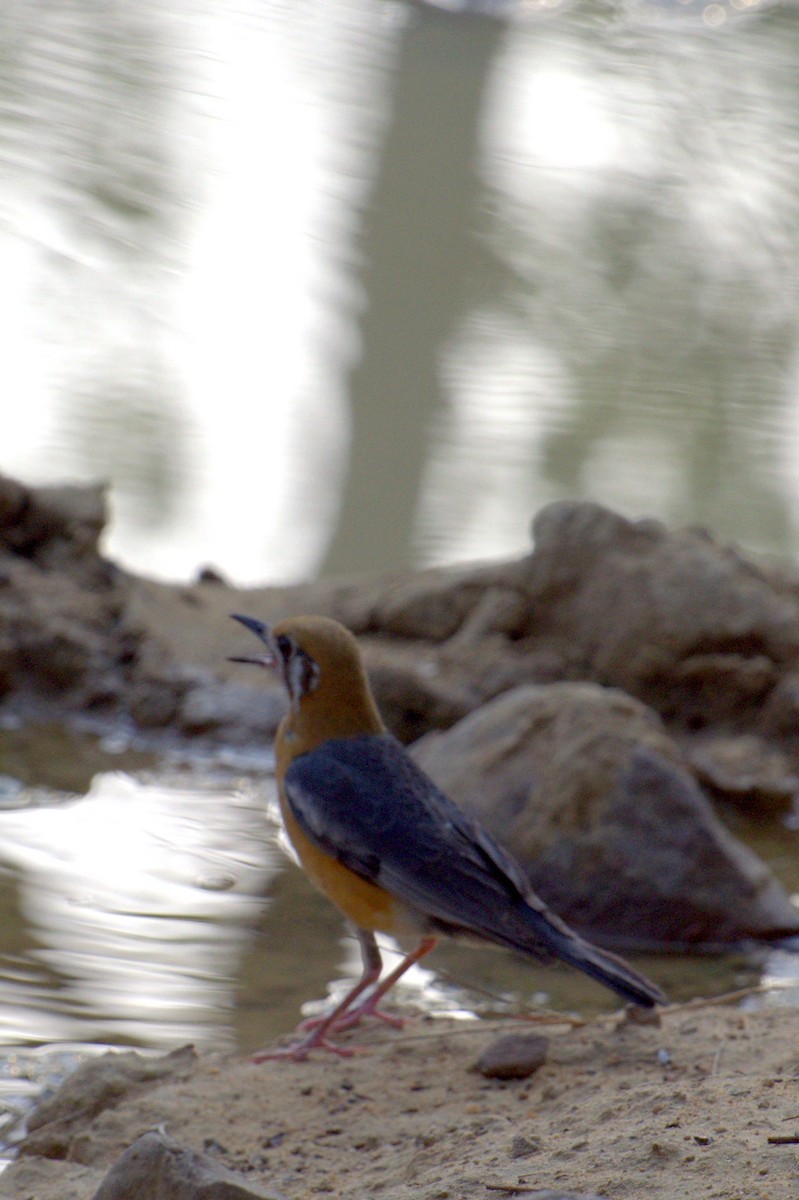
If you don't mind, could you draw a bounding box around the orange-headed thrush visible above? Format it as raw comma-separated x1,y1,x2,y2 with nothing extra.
231,613,665,1060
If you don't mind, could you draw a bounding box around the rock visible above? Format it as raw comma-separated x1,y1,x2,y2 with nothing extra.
176,681,286,740
128,679,183,728
369,568,487,641
473,1033,549,1079
20,1046,198,1161
521,502,799,730
509,1133,542,1156
0,473,107,573
195,564,228,586
687,734,799,813
0,475,142,713
0,558,139,706
6,473,799,824
521,1194,611,1200
0,1156,102,1200
313,502,799,808
91,1131,285,1200
362,640,477,743
412,683,799,947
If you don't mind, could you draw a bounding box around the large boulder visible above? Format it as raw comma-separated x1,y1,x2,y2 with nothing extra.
412,682,799,948
517,502,799,731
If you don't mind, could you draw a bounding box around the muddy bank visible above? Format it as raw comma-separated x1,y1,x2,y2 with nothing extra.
4,1002,799,1200
5,474,799,792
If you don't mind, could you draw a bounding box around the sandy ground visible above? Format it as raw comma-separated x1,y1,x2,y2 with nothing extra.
5,1000,799,1200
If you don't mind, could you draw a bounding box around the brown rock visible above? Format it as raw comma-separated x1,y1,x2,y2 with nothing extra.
0,558,138,708
521,502,799,727
91,1131,285,1200
20,1046,198,1162
473,1033,549,1079
687,734,799,813
6,473,799,818
412,683,799,947
363,640,476,743
0,1156,102,1200
0,473,107,570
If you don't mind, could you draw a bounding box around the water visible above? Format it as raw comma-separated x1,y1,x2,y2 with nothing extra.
2,1,799,584
0,727,795,1088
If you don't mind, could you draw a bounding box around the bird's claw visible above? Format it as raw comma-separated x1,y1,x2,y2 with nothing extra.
332,1005,406,1032
296,1003,406,1035
251,1035,365,1062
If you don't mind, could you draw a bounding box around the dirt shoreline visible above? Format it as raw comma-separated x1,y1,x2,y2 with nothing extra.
4,1001,799,1200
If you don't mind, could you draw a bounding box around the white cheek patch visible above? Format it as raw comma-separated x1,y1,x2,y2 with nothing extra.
287,650,319,706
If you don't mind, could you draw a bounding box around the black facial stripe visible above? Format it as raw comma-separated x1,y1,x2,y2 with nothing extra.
299,653,319,695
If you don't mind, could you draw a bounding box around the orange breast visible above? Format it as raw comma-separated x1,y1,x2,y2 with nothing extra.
280,797,399,934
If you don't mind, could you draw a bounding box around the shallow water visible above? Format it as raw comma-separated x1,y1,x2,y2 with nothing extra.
3,1,799,584
0,725,796,1056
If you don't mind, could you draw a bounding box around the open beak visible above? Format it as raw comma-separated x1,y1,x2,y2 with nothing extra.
228,613,276,669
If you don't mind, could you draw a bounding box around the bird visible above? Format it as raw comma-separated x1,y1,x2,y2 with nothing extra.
230,612,665,1060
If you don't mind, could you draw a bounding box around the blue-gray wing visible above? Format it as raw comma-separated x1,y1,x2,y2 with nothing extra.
282,733,567,953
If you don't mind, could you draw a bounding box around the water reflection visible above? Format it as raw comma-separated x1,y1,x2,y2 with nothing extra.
2,2,799,583
0,741,794,1070
1,0,195,535
0,772,274,1051
322,8,505,575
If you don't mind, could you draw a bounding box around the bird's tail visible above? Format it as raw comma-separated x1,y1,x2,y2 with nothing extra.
548,929,665,1009
489,898,665,1008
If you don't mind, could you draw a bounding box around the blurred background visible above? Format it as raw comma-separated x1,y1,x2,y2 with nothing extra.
3,2,799,1121
2,0,799,585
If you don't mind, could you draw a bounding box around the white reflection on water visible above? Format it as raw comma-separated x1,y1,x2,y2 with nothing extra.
758,942,799,1009
2,2,799,584
0,773,276,1051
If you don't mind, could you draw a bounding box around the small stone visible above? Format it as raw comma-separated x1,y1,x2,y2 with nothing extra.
510,1134,541,1158
622,1004,661,1027
130,685,180,729
473,1033,548,1080
516,1192,612,1200
195,564,228,585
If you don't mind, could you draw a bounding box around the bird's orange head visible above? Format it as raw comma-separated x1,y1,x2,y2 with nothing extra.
230,613,385,750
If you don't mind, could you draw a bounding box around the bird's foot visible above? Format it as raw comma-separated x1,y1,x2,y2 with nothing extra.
329,1000,407,1032
251,1033,364,1063
297,1000,406,1035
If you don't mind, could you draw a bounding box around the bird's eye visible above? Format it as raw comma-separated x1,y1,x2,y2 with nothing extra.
275,634,293,660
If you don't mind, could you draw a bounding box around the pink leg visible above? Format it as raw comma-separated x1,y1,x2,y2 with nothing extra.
252,929,383,1062
323,935,437,1032
252,932,436,1062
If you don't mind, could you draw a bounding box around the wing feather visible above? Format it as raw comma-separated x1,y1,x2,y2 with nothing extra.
284,734,561,951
